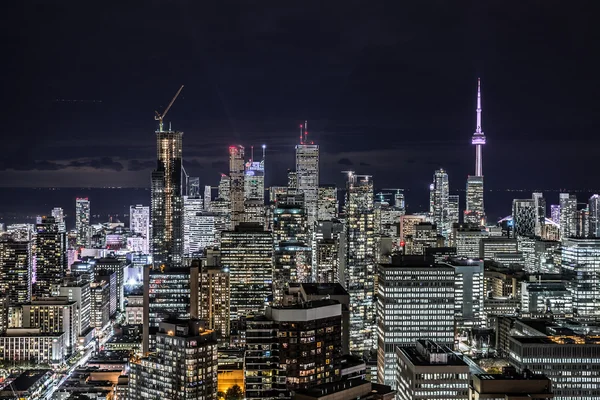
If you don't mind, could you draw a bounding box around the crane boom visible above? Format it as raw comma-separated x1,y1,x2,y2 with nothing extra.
155,85,184,132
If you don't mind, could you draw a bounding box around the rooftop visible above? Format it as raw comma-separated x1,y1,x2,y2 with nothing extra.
511,335,600,345
301,283,349,296
270,299,340,310
3,370,51,392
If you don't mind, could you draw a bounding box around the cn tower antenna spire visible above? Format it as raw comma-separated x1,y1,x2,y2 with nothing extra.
471,78,486,176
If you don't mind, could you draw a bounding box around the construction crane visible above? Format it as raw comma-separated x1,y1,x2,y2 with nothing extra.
154,85,184,132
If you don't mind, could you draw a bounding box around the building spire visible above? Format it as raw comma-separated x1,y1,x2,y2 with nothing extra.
476,78,482,133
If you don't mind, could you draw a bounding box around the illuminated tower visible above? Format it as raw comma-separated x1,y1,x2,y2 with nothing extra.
344,171,375,354
465,78,486,225
75,198,90,247
431,169,450,237
151,127,184,267
229,145,245,228
130,205,150,254
33,216,67,298
296,121,319,229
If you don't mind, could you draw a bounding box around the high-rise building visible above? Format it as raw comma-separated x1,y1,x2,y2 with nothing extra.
273,244,311,304
152,127,184,267
431,169,450,237
75,198,90,247
0,238,32,304
245,300,343,399
296,122,319,228
244,148,265,203
221,223,273,319
90,278,110,329
317,185,338,221
464,78,486,225
470,368,553,399
204,184,212,211
129,319,218,400
183,195,204,256
399,215,426,245
95,257,126,311
59,277,91,336
344,172,376,353
508,335,599,399
559,193,577,240
396,340,470,400
129,205,150,254
376,257,455,387
588,194,600,238
229,145,245,228
198,264,230,339
187,176,200,197
451,224,489,258
512,199,536,237
465,176,485,225
273,195,308,245
444,258,484,329
448,194,460,227
560,237,600,316
51,207,66,233
21,297,78,355
33,216,67,298
312,220,346,283
550,204,560,225
532,192,546,236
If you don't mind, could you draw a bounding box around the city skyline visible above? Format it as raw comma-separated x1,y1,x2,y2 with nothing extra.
2,2,600,190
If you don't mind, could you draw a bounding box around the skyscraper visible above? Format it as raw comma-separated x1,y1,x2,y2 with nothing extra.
75,198,90,247
129,205,150,254
229,145,245,228
431,169,450,238
51,207,66,233
183,195,204,256
588,194,600,238
244,146,265,203
344,172,376,353
448,194,460,228
317,185,338,221
204,184,212,211
151,127,184,267
0,238,32,304
221,223,273,319
296,121,319,229
533,192,546,236
33,216,67,298
464,78,486,225
559,193,577,240
512,199,536,237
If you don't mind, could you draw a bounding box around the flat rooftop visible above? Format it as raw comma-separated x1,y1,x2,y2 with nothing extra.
511,335,600,345
301,283,349,296
5,370,50,391
398,346,469,367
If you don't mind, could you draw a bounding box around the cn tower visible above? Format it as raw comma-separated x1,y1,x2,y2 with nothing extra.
472,78,485,176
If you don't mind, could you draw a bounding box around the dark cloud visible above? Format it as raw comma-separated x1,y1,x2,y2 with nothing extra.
210,161,228,170
359,162,370,166
184,159,204,169
128,160,156,171
68,157,124,171
338,158,353,166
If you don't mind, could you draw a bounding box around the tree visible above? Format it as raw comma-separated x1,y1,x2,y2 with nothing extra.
217,391,226,400
225,385,244,400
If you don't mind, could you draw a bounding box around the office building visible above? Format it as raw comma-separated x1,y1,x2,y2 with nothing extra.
229,145,245,228
533,192,546,237
51,207,66,233
559,193,577,240
560,237,600,316
199,264,230,339
318,185,338,221
430,169,450,237
408,222,441,255
151,126,184,268
399,215,426,244
96,270,117,317
345,172,376,353
273,196,308,244
244,149,265,203
376,257,455,387
508,335,600,399
183,195,205,256
312,220,345,283
444,258,484,328
512,199,536,237
22,297,78,354
245,300,343,399
59,277,91,335
550,204,560,225
0,328,66,364
221,223,273,319
273,243,311,304
129,205,150,254
129,319,218,400
33,216,67,298
296,122,319,228
95,257,126,311
452,224,488,258
588,194,600,238
520,282,572,314
448,194,459,227
204,184,212,211
75,197,90,247
0,238,32,304
126,294,143,325
479,237,519,261
470,367,553,399
90,278,110,329
396,340,470,400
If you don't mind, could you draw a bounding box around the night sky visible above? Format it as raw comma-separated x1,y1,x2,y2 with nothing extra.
3,1,600,191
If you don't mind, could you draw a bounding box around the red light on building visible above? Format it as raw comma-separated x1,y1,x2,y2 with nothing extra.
400,241,405,247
